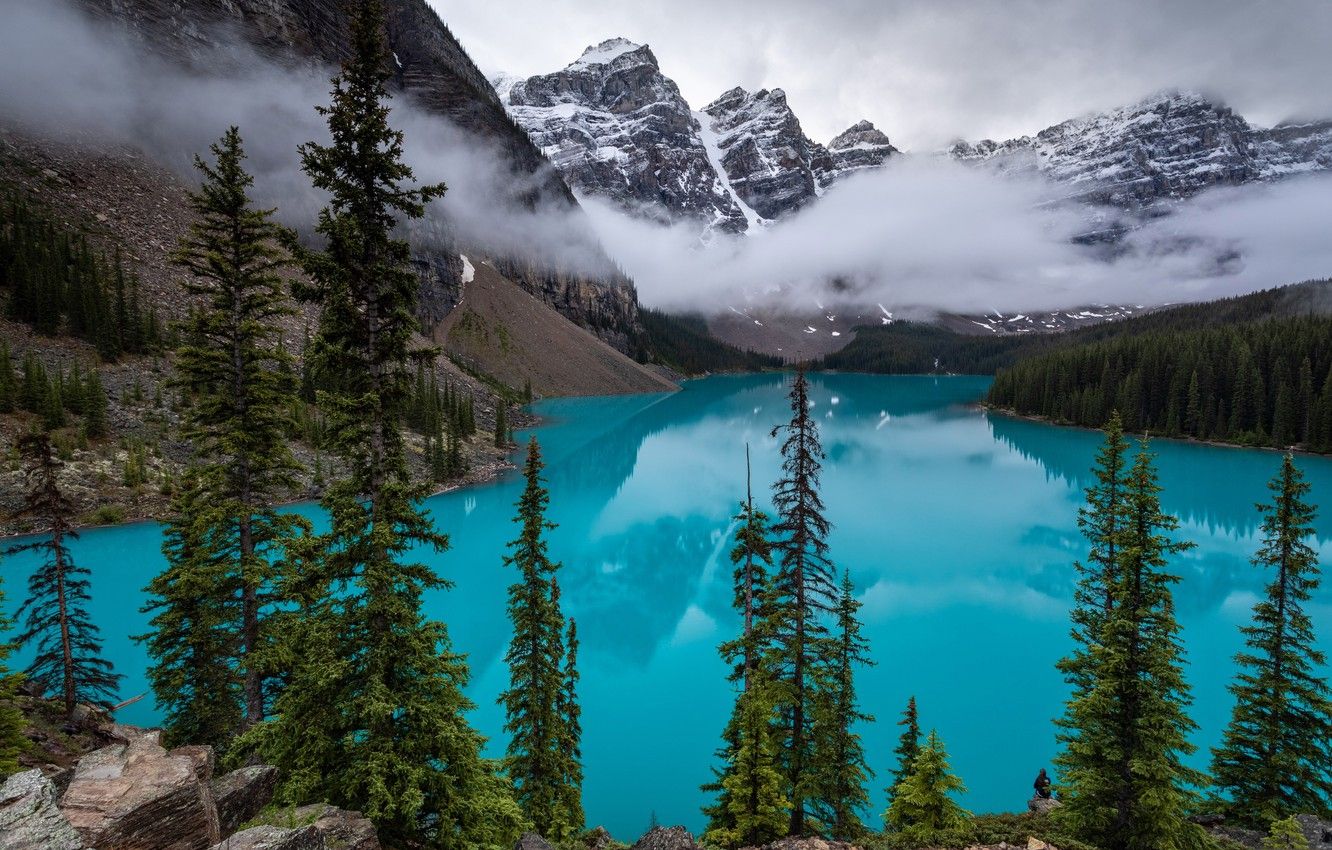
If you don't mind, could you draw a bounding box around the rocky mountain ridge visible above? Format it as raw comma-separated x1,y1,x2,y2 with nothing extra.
948,89,1332,209
495,39,898,233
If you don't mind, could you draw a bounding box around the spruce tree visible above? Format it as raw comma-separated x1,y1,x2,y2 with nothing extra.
499,437,580,839
884,730,970,843
5,433,121,716
82,370,108,439
1054,442,1204,850
249,4,522,845
1211,455,1332,824
703,683,790,849
554,614,585,836
495,401,508,448
811,571,874,840
885,696,922,817
768,369,839,835
140,472,242,750
0,341,15,413
703,446,783,843
140,127,305,752
1263,817,1311,850
0,571,27,776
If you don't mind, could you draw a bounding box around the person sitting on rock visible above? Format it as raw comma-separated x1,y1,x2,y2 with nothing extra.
1033,768,1053,799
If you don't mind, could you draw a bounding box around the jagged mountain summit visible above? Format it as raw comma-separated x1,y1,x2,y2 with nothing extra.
949,90,1332,209
500,38,751,233
496,38,897,233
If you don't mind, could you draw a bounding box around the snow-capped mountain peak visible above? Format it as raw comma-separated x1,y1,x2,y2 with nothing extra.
569,37,647,69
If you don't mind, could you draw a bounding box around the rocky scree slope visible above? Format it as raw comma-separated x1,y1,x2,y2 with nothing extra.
496,39,898,232
74,0,644,350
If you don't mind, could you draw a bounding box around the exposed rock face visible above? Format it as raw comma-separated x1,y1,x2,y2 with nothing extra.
1296,814,1332,850
515,832,555,850
0,769,85,850
630,825,702,850
211,765,279,837
499,40,898,232
291,804,382,850
72,0,644,349
1028,794,1062,815
502,38,748,233
949,90,1332,209
59,730,221,850
702,86,824,221
209,825,325,850
583,826,616,850
743,839,865,850
818,120,900,186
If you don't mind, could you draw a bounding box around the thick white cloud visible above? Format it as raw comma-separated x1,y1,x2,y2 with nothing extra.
435,0,1332,149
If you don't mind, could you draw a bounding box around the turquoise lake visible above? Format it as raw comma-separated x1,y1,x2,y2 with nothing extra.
6,372,1332,839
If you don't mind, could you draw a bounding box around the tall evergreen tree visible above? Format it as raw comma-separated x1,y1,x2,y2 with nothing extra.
703,682,790,849
140,127,305,754
5,433,121,716
1054,442,1205,850
554,613,585,836
884,729,970,843
494,401,509,448
811,571,874,840
885,696,922,818
250,4,522,845
1211,455,1332,824
499,437,580,840
768,369,839,835
703,445,783,843
0,570,27,776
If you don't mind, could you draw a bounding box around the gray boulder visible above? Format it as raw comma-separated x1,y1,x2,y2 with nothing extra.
516,832,555,850
631,826,701,850
211,765,279,836
584,825,616,849
292,804,381,850
1297,815,1332,850
59,730,221,849
1028,794,1062,815
0,769,85,850
208,825,324,850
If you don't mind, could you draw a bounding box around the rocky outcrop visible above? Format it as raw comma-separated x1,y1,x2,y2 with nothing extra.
501,38,748,234
1027,794,1062,815
290,804,381,850
583,826,616,850
211,765,279,837
949,90,1332,210
209,825,325,850
743,839,865,850
59,729,221,849
818,120,900,186
515,832,555,850
630,826,702,850
0,769,86,850
702,87,823,221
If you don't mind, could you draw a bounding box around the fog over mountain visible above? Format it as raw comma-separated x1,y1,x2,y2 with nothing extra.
436,0,1332,150
4,0,1330,319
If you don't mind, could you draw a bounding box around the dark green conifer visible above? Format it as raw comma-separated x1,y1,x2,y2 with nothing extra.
0,341,15,413
885,696,922,818
1211,455,1332,824
884,730,969,843
0,571,27,776
249,4,522,844
500,438,581,840
768,369,838,835
495,401,508,448
5,433,121,717
1054,442,1204,850
811,571,874,840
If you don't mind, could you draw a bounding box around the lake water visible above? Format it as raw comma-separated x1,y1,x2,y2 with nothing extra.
5,373,1332,840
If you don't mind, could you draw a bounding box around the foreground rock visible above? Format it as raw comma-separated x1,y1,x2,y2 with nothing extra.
59,729,221,849
631,826,702,850
515,833,555,850
290,804,381,850
209,825,324,850
211,765,279,837
0,769,85,850
1028,794,1062,815
744,838,865,850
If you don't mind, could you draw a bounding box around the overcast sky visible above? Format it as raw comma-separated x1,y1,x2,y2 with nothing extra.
433,0,1332,150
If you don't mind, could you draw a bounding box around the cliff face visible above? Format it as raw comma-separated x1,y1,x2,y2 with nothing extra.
73,0,643,348
501,38,750,234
